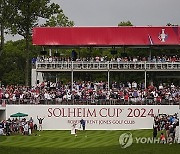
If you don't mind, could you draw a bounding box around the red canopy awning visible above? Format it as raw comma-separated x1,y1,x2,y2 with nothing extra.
32,26,180,47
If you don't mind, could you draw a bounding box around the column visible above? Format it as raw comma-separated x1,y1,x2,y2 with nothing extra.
144,71,147,89
71,71,74,91
31,69,37,87
49,49,52,56
56,74,58,83
71,61,74,91
107,62,110,91
107,71,110,92
144,61,147,89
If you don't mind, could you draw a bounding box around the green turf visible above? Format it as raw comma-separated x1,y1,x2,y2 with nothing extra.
0,130,179,154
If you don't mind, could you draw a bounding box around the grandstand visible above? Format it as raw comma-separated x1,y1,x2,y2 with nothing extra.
0,26,180,133
32,26,180,89
28,26,180,105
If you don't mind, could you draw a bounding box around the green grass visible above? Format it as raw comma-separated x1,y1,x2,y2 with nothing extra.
0,130,180,154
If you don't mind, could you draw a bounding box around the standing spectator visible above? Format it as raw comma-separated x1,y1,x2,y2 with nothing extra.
23,122,29,135
37,116,45,131
165,122,170,139
29,117,34,133
80,119,86,131
153,126,158,140
169,125,175,144
175,122,179,143
132,81,137,89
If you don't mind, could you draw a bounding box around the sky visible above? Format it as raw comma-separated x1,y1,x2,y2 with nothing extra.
6,0,180,41
54,0,180,26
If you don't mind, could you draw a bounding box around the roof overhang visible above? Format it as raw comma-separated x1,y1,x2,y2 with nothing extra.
32,26,180,47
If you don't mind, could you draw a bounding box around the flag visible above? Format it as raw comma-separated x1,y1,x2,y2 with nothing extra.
148,34,153,45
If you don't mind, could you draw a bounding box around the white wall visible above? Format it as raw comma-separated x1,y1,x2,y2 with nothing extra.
6,105,179,130
31,69,44,87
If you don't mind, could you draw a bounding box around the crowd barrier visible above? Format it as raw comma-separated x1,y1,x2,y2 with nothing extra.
0,98,179,105
35,61,180,71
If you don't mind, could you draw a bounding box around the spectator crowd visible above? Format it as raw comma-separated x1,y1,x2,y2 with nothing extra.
33,55,180,63
0,81,179,105
153,113,179,144
0,117,36,136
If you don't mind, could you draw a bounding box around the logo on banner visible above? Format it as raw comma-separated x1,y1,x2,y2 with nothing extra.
119,132,133,148
158,29,168,42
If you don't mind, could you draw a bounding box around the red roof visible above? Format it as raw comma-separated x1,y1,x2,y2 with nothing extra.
32,26,180,46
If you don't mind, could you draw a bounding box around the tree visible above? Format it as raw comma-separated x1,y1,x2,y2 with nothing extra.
0,0,15,56
8,0,74,86
44,10,74,27
118,21,133,26
166,23,178,26
0,39,40,85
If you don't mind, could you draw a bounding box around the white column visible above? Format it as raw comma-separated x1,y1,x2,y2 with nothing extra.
71,61,74,91
108,71,110,92
71,71,73,91
49,49,52,56
37,72,43,84
56,74,58,83
31,69,37,87
144,71,147,89
144,62,147,89
107,62,110,91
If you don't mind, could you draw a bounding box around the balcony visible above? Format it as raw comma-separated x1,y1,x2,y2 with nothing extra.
35,61,180,72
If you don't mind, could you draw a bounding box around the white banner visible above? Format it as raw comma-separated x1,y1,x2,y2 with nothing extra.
6,105,179,130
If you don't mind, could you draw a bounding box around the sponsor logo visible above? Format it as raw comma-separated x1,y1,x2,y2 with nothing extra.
158,29,168,42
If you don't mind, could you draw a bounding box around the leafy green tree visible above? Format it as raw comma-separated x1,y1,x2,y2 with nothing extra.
0,40,26,85
44,10,74,27
118,21,133,26
8,0,74,86
0,0,15,56
0,39,40,85
166,23,178,26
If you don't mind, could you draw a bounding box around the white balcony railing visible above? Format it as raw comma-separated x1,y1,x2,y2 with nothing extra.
35,61,180,71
